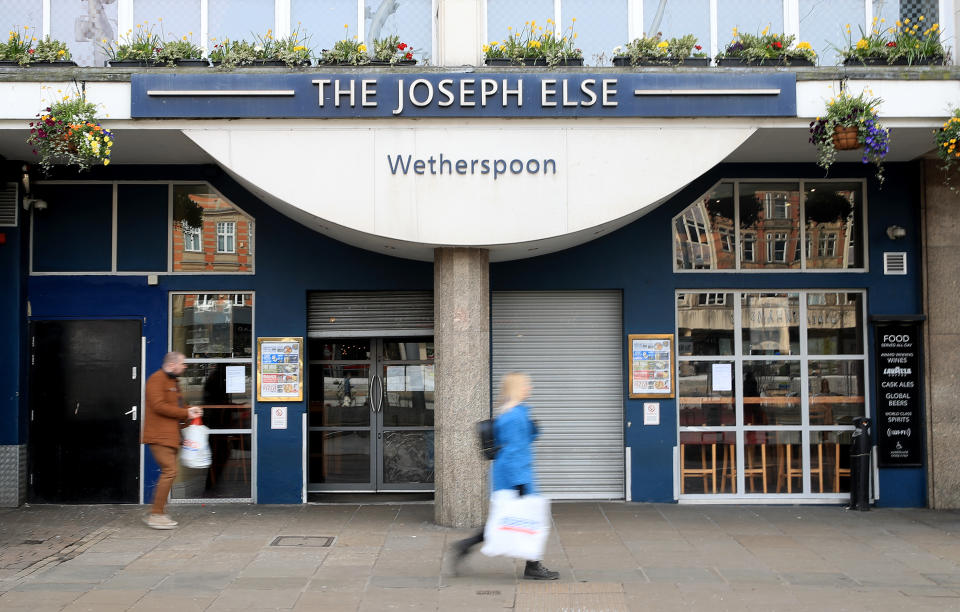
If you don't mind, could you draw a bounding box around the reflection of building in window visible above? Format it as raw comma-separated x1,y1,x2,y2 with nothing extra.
183,226,202,252
698,293,726,306
764,192,790,218
172,293,253,359
674,204,713,269
172,186,253,273
217,222,236,253
741,232,756,262
766,232,788,263
719,227,734,252
818,232,838,257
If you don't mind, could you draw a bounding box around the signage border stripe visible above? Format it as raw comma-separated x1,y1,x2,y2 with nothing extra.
633,88,781,96
146,89,296,96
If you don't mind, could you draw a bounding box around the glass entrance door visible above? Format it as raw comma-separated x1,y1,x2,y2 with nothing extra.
308,338,435,492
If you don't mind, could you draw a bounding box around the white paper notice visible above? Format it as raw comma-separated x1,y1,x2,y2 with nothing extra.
271,406,287,429
643,402,660,426
386,366,405,392
225,366,245,393
712,363,733,392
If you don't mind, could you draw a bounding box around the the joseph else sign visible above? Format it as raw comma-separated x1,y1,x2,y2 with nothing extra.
875,321,924,467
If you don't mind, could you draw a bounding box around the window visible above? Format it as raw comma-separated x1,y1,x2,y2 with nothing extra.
677,290,867,498
173,184,253,272
183,226,202,252
719,228,734,252
217,222,236,253
170,292,254,500
741,232,756,262
365,0,433,63
766,232,788,263
818,232,838,257
673,180,865,272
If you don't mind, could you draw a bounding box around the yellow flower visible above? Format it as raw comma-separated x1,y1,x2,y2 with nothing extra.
797,42,812,50
482,44,489,53
856,38,868,49
489,41,498,47
762,26,769,35
182,35,187,40
896,20,902,27
57,49,65,55
103,159,110,166
358,43,366,52
657,41,668,48
904,18,910,24
919,15,925,21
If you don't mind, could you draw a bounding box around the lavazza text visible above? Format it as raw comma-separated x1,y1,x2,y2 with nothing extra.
311,77,619,114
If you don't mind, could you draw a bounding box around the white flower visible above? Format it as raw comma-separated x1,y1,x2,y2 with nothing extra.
613,45,622,54
254,44,264,52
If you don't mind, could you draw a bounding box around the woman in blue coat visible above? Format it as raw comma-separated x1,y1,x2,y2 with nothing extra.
451,372,559,580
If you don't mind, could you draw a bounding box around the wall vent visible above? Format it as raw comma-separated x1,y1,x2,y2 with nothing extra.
883,252,907,275
0,183,17,227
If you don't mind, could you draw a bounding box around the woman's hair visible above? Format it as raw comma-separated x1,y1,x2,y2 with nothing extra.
496,372,531,411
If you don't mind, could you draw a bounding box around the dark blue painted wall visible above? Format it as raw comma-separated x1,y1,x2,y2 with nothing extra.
493,162,925,507
25,165,432,504
0,179,24,446
12,160,926,507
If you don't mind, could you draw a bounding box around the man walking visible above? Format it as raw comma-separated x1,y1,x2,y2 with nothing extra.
143,351,201,529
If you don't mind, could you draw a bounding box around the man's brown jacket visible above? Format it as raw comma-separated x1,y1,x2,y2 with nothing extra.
143,369,188,448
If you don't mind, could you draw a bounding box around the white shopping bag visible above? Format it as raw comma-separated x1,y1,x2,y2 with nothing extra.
181,418,211,468
480,489,551,561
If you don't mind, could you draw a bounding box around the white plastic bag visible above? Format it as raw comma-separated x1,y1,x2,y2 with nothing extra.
181,418,211,468
480,489,551,561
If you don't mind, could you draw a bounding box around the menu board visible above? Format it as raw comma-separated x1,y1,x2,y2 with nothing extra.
628,334,675,399
257,337,303,402
875,321,924,467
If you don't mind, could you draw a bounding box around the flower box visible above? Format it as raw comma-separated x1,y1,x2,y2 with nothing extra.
612,56,709,67
484,57,583,67
107,59,158,67
368,59,418,66
716,56,814,67
0,60,79,68
842,56,944,66
171,58,210,67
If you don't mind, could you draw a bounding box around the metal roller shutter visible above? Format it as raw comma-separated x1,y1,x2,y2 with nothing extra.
307,291,433,338
492,291,624,499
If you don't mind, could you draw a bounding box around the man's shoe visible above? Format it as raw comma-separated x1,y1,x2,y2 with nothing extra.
523,560,559,580
144,513,178,530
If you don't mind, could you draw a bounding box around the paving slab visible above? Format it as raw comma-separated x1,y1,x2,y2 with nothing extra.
0,502,958,610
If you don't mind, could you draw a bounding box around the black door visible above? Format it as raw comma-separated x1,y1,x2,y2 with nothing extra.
307,338,435,492
29,320,142,503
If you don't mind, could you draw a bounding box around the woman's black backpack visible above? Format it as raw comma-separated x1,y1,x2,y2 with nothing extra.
476,418,498,460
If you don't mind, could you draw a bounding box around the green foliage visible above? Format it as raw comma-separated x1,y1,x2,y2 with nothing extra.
934,109,960,192
838,15,946,65
155,36,203,65
318,26,370,65
716,25,817,64
613,33,704,64
26,89,113,172
102,22,162,62
373,34,415,63
808,90,889,183
484,18,582,65
31,36,72,63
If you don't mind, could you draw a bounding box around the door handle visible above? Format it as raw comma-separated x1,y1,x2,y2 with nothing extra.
374,375,383,413
124,406,137,421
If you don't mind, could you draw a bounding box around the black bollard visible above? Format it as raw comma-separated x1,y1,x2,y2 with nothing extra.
848,417,872,511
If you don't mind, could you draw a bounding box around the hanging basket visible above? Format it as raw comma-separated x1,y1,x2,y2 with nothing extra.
832,125,862,150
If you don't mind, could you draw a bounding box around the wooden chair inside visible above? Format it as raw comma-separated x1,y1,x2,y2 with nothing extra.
809,443,825,493
776,443,803,493
680,440,716,494
834,443,851,492
718,443,737,493
742,440,768,493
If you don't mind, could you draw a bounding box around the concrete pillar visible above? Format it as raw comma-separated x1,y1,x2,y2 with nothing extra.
434,247,489,527
922,159,960,508
436,0,483,66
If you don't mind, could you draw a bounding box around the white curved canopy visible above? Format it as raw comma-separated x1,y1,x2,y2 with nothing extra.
183,119,755,259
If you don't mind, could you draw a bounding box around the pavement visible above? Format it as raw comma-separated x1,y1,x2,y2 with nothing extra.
1,502,960,611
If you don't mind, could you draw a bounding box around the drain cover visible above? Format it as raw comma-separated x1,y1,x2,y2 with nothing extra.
270,536,334,547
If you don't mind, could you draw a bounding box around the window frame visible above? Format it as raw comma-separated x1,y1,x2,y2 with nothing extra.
675,288,870,501
168,290,257,504
28,180,255,276
216,221,236,254
182,225,202,253
672,178,869,273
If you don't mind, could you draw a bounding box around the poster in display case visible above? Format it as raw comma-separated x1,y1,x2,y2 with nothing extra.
628,334,675,399
257,337,303,402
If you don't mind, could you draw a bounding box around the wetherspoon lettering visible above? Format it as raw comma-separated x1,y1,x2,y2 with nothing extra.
313,77,619,114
